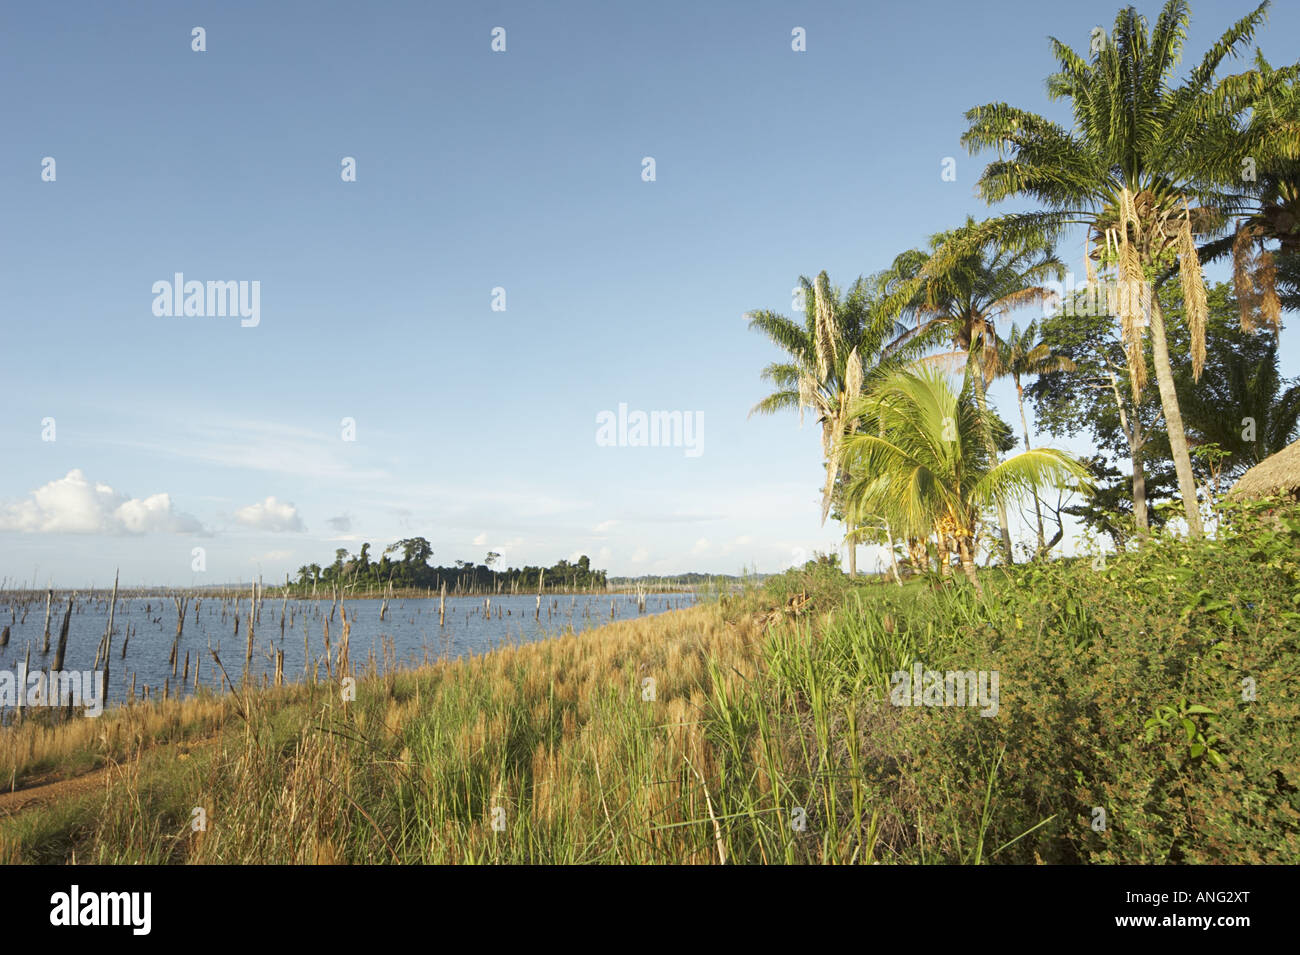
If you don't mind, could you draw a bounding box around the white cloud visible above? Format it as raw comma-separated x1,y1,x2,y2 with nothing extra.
691,538,710,555
593,519,618,533
251,549,292,563
720,534,753,555
629,547,648,563
117,419,391,484
234,496,305,532
0,469,203,535
473,532,489,546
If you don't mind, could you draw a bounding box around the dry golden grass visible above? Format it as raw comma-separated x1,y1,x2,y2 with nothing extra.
1,601,778,864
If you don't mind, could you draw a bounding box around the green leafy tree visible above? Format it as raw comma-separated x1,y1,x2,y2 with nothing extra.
1167,283,1300,477
1029,287,1172,533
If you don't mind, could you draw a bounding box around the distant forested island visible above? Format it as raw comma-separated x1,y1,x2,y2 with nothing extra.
286,537,608,594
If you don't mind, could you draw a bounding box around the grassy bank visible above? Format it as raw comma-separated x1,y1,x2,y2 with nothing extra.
3,501,1297,864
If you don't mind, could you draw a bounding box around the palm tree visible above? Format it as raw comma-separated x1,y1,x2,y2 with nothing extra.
1183,337,1300,476
838,366,1088,589
989,321,1077,553
748,271,909,574
961,0,1290,537
880,217,1064,563
1201,54,1300,330
842,472,910,585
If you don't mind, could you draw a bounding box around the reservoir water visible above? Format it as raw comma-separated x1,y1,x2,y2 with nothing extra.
0,591,697,716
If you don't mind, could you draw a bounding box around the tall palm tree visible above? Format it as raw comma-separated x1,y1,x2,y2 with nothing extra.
961,0,1292,537
748,272,909,574
839,366,1088,589
880,218,1064,563
988,321,1077,553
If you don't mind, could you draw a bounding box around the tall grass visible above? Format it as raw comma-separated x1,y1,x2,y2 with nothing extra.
3,501,1297,863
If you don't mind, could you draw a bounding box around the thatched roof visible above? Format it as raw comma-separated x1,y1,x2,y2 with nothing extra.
1229,440,1300,501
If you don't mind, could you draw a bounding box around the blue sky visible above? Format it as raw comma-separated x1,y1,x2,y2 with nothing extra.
1,0,1296,587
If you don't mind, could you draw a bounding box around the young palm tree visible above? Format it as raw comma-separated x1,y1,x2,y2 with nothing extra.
838,367,1088,589
880,218,1064,563
961,0,1289,537
747,272,909,574
842,474,908,586
989,321,1077,553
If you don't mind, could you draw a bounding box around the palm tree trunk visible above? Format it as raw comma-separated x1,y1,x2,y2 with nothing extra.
907,538,927,575
884,522,903,586
1015,378,1047,553
1147,297,1204,537
1131,431,1149,533
1104,361,1150,532
956,537,982,593
938,532,953,579
846,537,857,577
972,368,1015,563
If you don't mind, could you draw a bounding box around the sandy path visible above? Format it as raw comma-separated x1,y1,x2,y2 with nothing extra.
0,767,114,817
0,738,213,819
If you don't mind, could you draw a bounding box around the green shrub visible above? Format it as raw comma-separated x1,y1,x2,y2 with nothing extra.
722,501,1300,862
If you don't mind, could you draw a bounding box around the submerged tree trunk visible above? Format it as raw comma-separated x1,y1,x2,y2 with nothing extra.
1147,297,1203,537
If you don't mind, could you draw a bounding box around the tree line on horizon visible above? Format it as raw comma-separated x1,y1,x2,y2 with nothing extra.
749,0,1299,584
292,538,608,593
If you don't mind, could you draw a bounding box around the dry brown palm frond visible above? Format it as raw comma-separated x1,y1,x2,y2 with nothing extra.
812,273,838,380
1233,224,1262,332
989,285,1057,318
1116,189,1149,397
911,350,968,375
1258,250,1281,338
797,372,816,428
1178,202,1208,381
843,346,864,420
819,416,843,525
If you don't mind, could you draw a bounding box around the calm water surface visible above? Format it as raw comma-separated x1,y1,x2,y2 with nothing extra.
0,592,697,714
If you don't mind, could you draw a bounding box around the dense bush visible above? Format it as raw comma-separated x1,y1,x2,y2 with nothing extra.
711,500,1300,862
